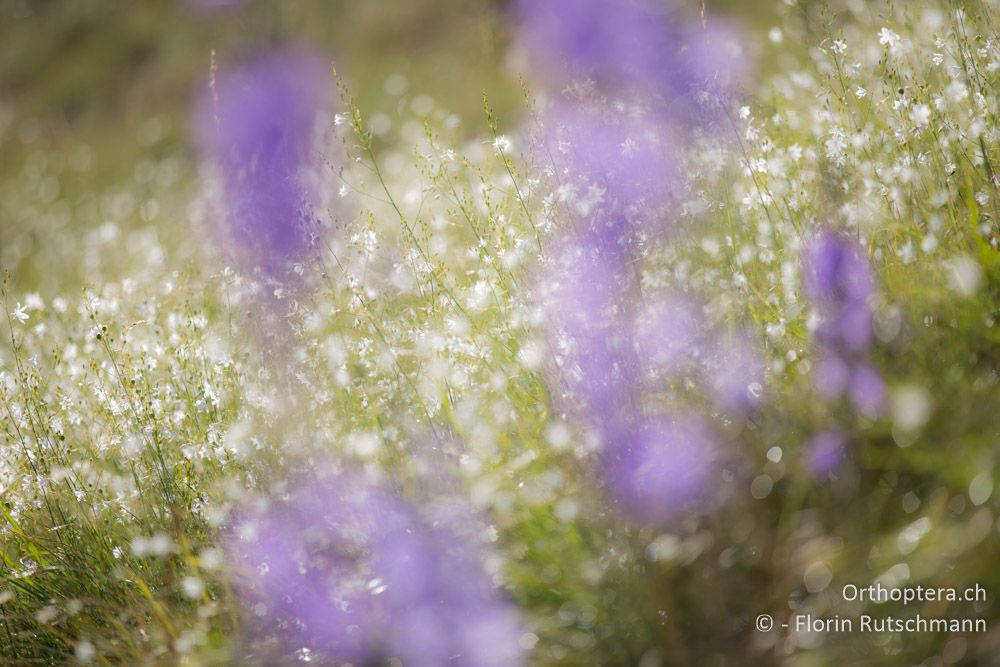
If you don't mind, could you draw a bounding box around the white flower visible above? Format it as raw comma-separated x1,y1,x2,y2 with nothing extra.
24,293,43,310
879,27,901,49
75,641,95,663
945,80,968,103
10,303,28,323
181,576,205,600
946,255,983,296
909,104,931,127
825,126,848,165
492,135,512,153
855,86,867,98
739,106,751,120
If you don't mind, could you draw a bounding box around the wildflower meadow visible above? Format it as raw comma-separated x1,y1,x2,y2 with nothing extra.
1,0,999,664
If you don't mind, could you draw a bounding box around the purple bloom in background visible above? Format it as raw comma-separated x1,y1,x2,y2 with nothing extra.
802,230,885,416
702,328,765,415
378,500,525,667
226,471,524,665
545,252,763,523
635,297,766,416
849,363,887,418
806,430,847,478
674,18,752,109
195,48,328,277
516,0,670,94
525,0,756,527
226,473,388,661
545,233,639,424
802,230,875,355
605,416,719,523
803,231,874,307
814,354,850,398
634,295,703,378
515,0,749,121
544,104,679,217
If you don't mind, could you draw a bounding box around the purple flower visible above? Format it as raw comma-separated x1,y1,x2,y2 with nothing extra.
605,416,719,523
195,48,328,277
849,363,887,418
701,328,765,415
515,0,667,91
526,0,756,524
225,473,388,661
545,248,763,523
803,230,885,416
802,231,875,325
634,295,703,378
545,233,640,424
377,501,525,667
544,103,679,215
226,471,524,665
515,0,748,120
814,354,851,398
635,297,765,416
835,301,875,353
806,430,847,478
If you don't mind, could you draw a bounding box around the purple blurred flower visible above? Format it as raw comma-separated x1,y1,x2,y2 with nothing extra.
515,0,749,120
635,297,765,416
634,295,703,378
814,354,850,398
849,363,887,418
515,0,668,91
834,301,875,353
226,473,387,661
226,471,524,665
378,502,525,667
545,249,762,523
195,48,328,277
528,0,758,523
803,231,874,306
806,430,847,478
545,232,640,424
605,416,719,523
702,328,765,415
803,230,884,415
544,104,679,216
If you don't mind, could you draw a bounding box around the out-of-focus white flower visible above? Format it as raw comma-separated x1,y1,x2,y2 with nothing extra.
879,27,901,49
909,104,931,127
10,303,28,323
946,255,983,296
